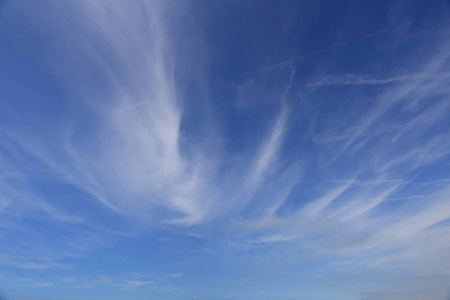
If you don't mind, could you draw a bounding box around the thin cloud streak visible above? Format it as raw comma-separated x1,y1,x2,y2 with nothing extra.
301,72,450,87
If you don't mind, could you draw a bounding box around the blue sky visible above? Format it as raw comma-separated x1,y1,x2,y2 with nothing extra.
1,0,450,299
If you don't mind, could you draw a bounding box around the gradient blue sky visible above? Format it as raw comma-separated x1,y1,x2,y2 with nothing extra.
1,1,450,299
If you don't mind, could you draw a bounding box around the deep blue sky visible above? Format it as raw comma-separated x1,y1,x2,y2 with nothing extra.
1,1,450,300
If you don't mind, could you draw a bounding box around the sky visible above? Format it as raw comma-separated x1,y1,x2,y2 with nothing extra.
1,0,450,299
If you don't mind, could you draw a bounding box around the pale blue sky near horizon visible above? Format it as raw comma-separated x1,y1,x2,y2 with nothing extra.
1,0,450,299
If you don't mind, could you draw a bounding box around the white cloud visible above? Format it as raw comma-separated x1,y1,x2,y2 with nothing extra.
300,179,355,218
1,2,450,297
123,280,153,289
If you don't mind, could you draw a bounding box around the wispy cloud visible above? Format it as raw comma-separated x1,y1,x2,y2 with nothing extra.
300,179,355,218
247,105,289,190
302,72,450,87
123,280,153,289
168,273,185,278
1,0,450,299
